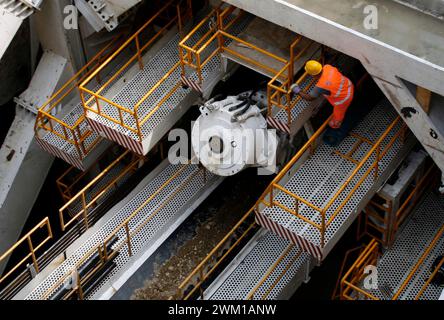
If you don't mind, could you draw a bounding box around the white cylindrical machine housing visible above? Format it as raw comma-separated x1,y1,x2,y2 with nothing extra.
192,93,277,176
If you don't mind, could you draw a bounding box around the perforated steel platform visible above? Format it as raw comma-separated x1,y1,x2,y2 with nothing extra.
37,61,126,170
22,162,220,300
86,16,252,155
364,192,444,300
259,103,410,260
203,229,313,300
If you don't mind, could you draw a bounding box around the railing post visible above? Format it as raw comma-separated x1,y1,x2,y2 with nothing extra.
135,35,144,70
199,268,204,300
321,210,326,249
134,111,143,144
81,193,89,230
103,240,109,260
125,223,132,257
176,4,183,39
269,185,274,207
27,236,40,274
179,46,186,77
196,53,203,85
374,146,380,181
77,270,84,300
94,95,101,114
60,209,66,232
267,83,272,118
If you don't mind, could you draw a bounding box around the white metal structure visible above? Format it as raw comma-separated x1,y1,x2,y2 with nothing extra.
223,0,444,192
74,0,142,32
15,159,223,300
0,9,23,59
0,0,42,19
192,92,277,176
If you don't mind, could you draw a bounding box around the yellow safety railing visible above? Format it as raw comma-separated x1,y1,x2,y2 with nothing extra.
177,208,258,300
55,148,118,202
397,222,444,300
179,6,315,125
340,239,380,300
341,222,444,300
362,165,436,247
0,218,53,286
246,244,303,300
391,166,437,245
59,150,143,232
257,116,406,249
179,5,239,85
80,0,192,144
56,165,86,203
331,244,367,300
34,35,123,160
41,161,205,300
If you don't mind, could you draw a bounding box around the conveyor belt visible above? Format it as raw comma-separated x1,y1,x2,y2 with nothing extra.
203,229,313,300
21,161,222,300
366,192,444,300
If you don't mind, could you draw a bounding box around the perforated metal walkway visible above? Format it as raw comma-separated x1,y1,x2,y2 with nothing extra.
258,103,412,260
203,229,313,300
20,161,222,300
36,59,127,170
86,17,251,155
366,192,444,300
37,104,107,170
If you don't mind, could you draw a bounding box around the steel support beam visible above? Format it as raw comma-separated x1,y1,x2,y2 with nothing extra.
223,0,444,184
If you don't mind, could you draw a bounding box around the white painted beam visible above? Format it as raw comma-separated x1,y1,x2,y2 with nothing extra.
0,9,22,60
223,0,444,97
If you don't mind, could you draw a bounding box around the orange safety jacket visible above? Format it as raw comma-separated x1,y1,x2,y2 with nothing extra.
316,65,354,128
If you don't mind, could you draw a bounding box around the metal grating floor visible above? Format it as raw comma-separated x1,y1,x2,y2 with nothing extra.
88,15,252,142
25,163,218,300
204,229,311,300
262,103,404,248
365,191,444,300
40,60,127,160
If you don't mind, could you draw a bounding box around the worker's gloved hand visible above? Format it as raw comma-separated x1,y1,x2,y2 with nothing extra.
329,119,342,129
290,83,302,95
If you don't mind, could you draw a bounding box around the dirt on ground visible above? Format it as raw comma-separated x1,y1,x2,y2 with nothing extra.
131,170,271,300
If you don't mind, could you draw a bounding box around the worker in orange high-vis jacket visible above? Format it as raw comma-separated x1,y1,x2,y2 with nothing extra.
290,60,354,129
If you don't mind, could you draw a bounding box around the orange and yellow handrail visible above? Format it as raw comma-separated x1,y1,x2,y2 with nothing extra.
34,35,123,159
246,244,302,300
41,160,204,300
257,116,406,249
79,0,192,143
396,222,444,300
56,147,119,202
0,218,53,286
362,165,436,247
59,150,143,232
341,221,444,300
177,208,258,300
340,239,380,300
179,6,315,126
